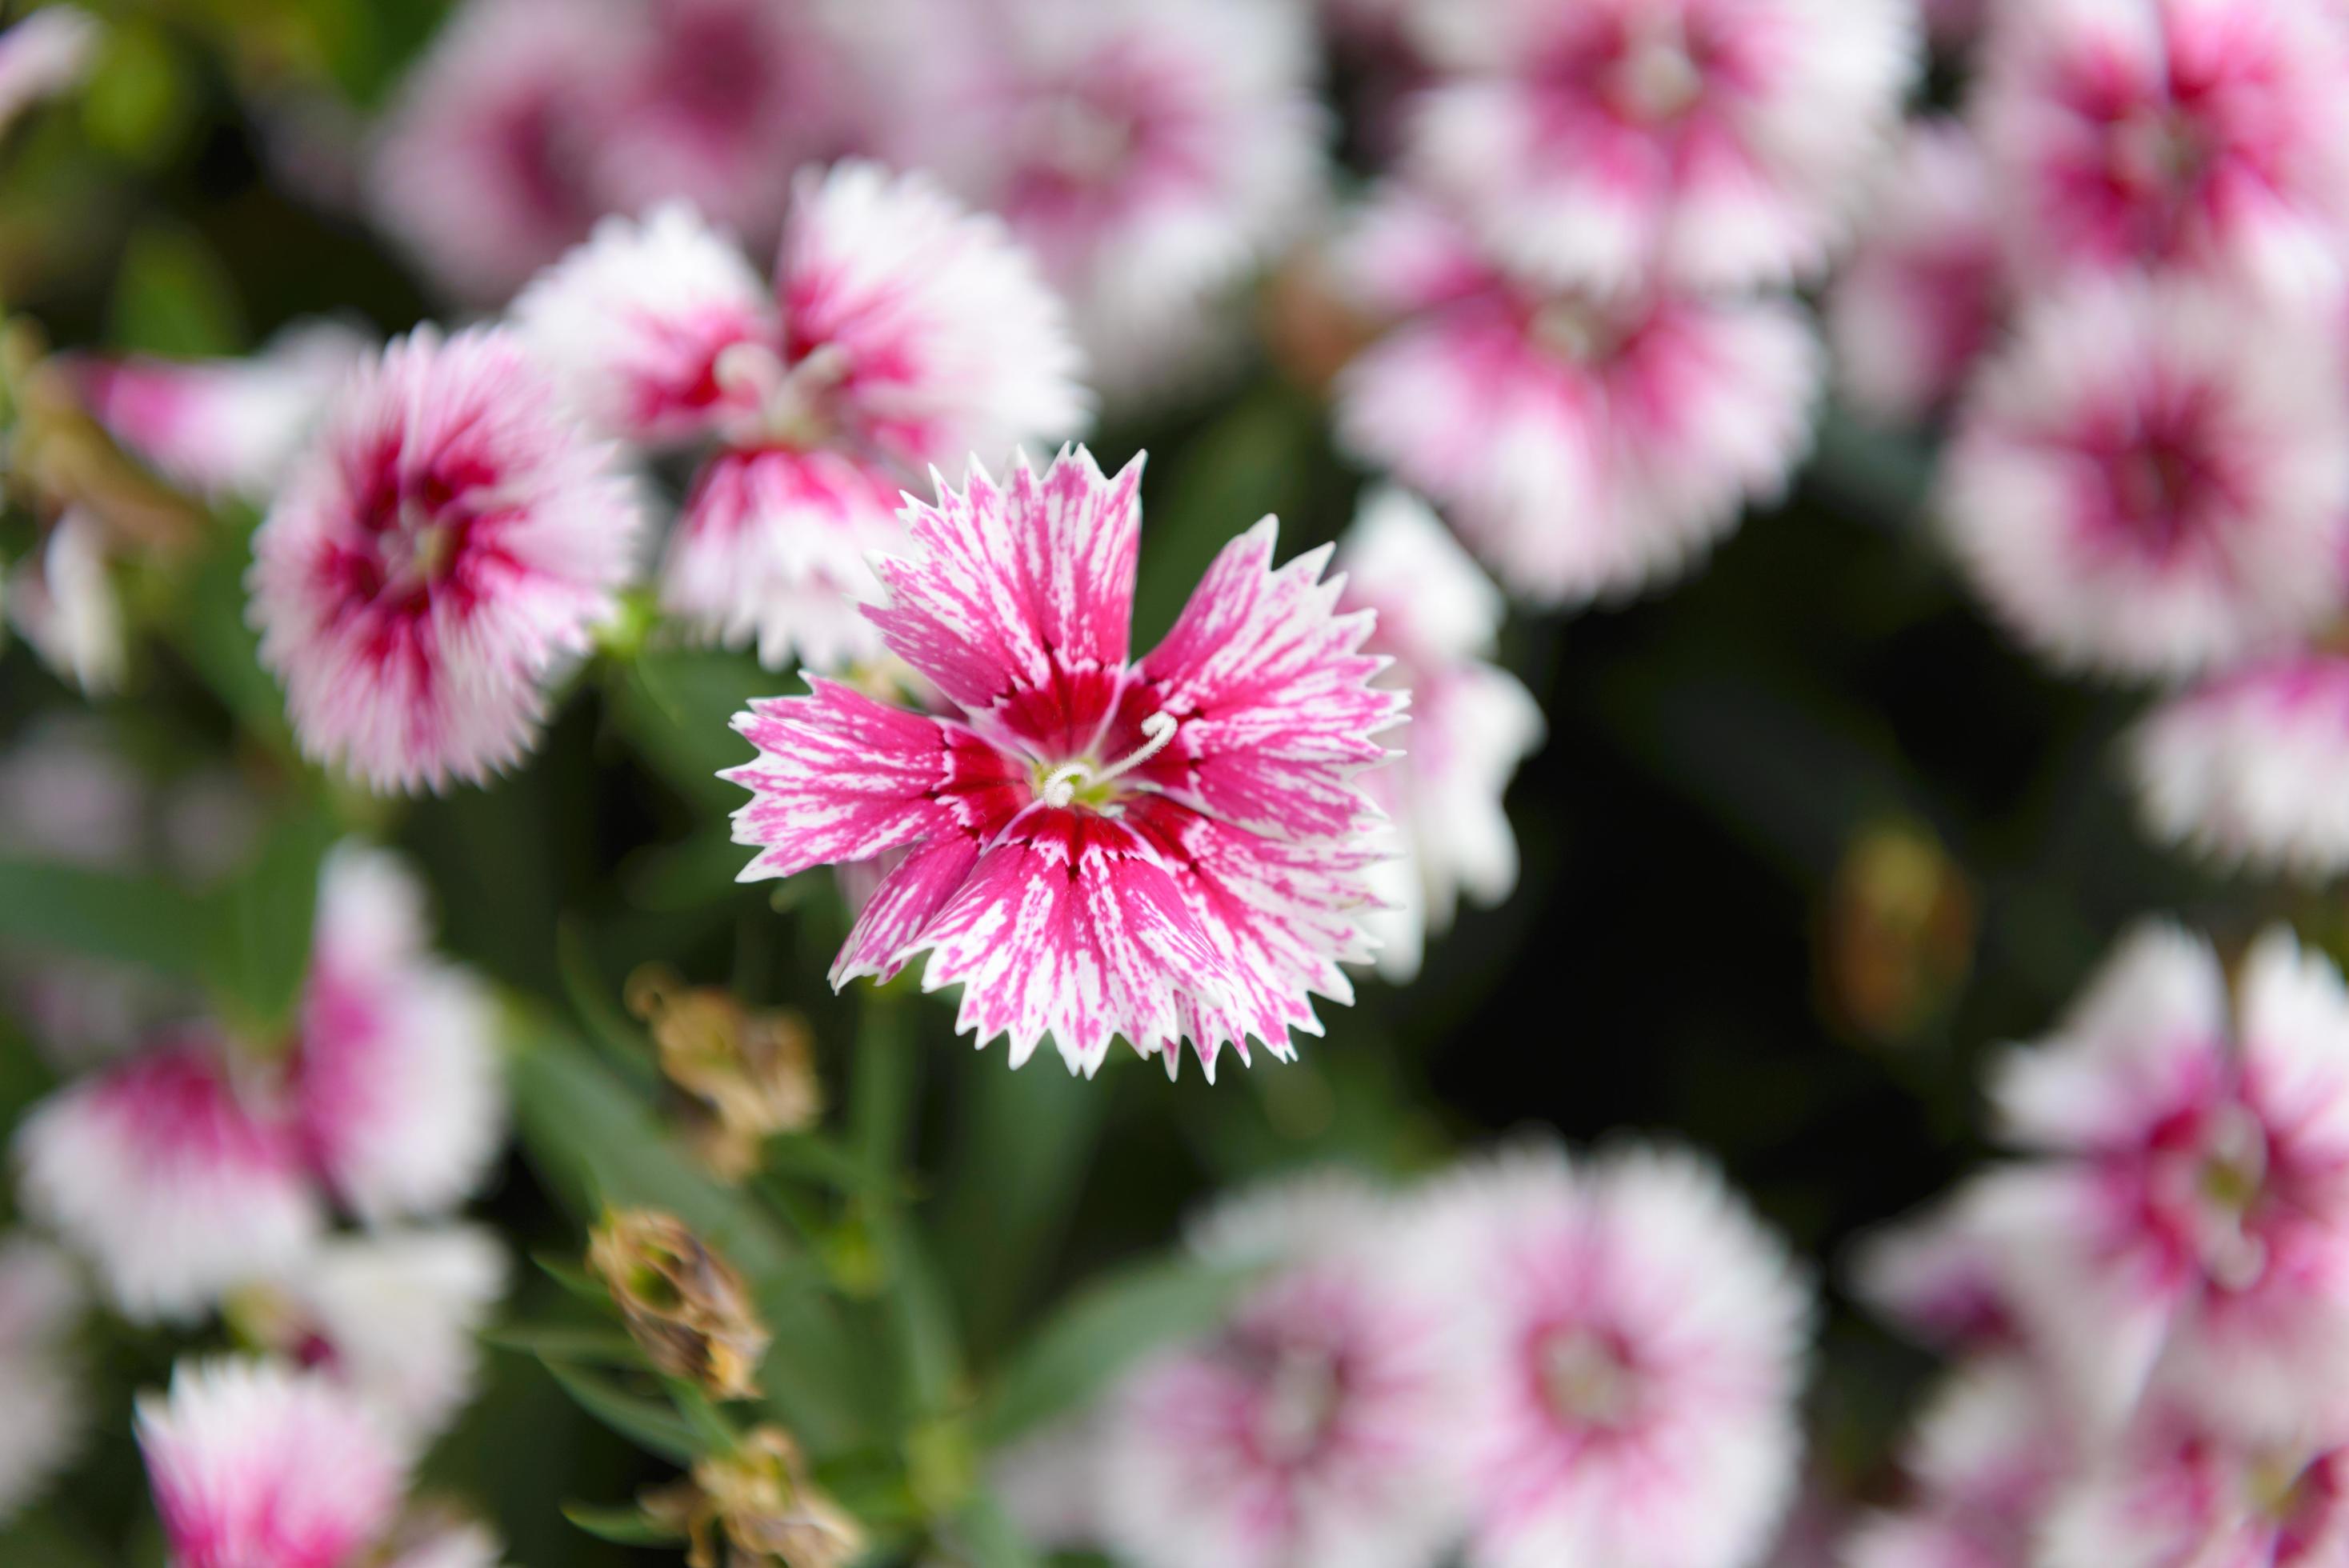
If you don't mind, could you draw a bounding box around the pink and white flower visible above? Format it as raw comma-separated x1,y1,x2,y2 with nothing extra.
68,321,371,502
1972,0,2349,303
2037,1396,2349,1567
9,508,126,695
2128,650,2349,876
590,0,865,246
725,446,1402,1078
249,325,643,794
14,1032,320,1322
0,1238,89,1522
252,1227,507,1445
1335,191,1820,606
1842,1358,2076,1568
1096,1172,1464,1568
1963,922,2349,1441
137,1357,406,1568
0,6,99,136
1939,278,2349,680
1399,0,1918,293
1419,1142,1813,1568
1334,487,1542,980
1850,1186,2025,1355
884,0,1325,400
369,0,631,302
290,844,505,1222
514,167,1086,671
1828,121,2007,426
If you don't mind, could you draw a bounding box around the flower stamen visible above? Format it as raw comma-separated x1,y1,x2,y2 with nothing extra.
1038,711,1179,809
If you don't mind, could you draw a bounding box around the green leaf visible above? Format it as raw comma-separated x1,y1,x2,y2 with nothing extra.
480,1324,643,1367
554,917,658,1093
560,1502,688,1547
205,805,335,1038
508,1019,877,1454
166,522,293,752
543,1363,698,1465
976,1258,1255,1451
0,859,211,978
532,1254,613,1303
608,646,782,812
944,1491,1044,1568
109,221,243,357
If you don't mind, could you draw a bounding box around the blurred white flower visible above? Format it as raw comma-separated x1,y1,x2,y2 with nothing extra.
1841,1357,2075,1568
1335,190,1820,606
1400,0,1918,292
0,1237,89,1523
1335,487,1542,980
9,509,126,695
291,842,506,1222
2129,649,2349,876
1939,278,2349,681
1419,1142,1813,1568
0,6,99,136
1096,1171,1467,1568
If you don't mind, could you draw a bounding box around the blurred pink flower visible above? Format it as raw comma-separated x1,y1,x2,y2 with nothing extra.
290,844,505,1222
1335,190,1819,606
1334,487,1543,981
1096,1173,1466,1568
1850,1186,2026,1355
1973,0,2349,303
1843,1357,2077,1568
251,1227,507,1446
1420,1142,1812,1568
514,167,1086,670
8,509,126,696
1399,0,1917,292
885,0,1325,400
66,322,371,502
1939,278,2349,680
249,326,643,794
590,0,865,245
2130,650,2349,875
370,0,634,302
1963,923,2349,1440
1828,121,2007,426
14,1033,321,1322
137,1357,406,1568
0,6,99,136
2038,1396,2349,1567
0,1238,88,1522
726,447,1401,1078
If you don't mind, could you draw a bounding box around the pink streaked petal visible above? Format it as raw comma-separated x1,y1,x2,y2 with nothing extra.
661,446,906,673
1127,796,1382,1079
867,448,1142,754
830,832,985,990
511,202,775,447
1135,518,1403,842
2235,926,2349,1175
891,806,1229,1074
723,679,1022,882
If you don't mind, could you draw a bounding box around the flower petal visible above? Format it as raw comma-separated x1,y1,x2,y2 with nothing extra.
724,678,1023,883
867,448,1142,754
1135,518,1403,842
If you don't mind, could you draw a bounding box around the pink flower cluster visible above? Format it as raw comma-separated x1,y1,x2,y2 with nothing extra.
1849,920,2349,1566
1324,0,1917,607
999,1144,1814,1568
8,843,510,1550
1826,0,2349,876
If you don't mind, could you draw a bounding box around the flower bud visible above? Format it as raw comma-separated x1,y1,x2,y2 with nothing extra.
586,1208,770,1402
627,966,820,1183
642,1426,864,1568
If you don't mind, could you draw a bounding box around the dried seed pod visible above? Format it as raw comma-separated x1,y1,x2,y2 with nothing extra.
587,1208,770,1401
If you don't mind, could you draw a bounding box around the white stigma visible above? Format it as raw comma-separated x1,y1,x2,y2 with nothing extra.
1039,711,1179,809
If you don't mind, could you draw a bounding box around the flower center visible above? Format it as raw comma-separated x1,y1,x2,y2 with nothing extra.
378,498,461,598
2167,1102,2271,1290
2111,106,2212,197
1258,1345,1344,1465
1539,1328,1637,1430
1608,20,1703,122
1036,711,1179,810
714,340,850,450
1531,297,1621,366
1027,92,1136,188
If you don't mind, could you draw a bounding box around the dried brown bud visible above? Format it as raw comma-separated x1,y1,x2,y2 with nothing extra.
587,1208,770,1401
1817,818,1977,1046
628,966,820,1182
642,1427,865,1568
